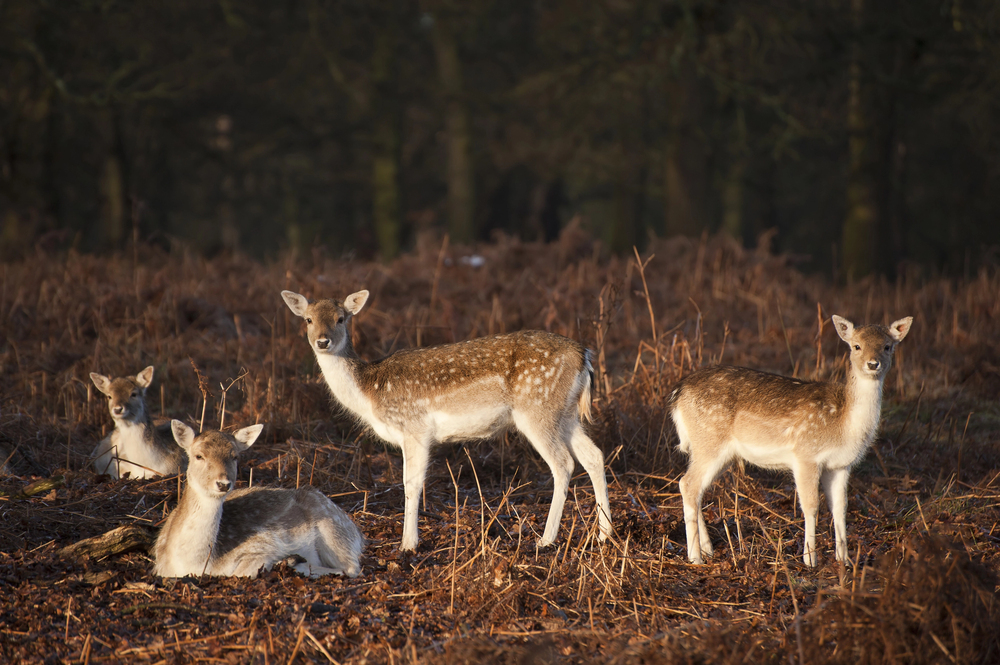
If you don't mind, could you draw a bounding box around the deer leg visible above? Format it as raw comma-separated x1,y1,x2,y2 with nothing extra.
680,449,729,564
793,461,821,567
678,469,706,564
822,466,850,562
568,423,612,541
514,413,574,548
315,515,362,578
400,435,431,551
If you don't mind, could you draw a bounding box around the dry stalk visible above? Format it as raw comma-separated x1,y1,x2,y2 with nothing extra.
189,358,210,432
446,459,460,615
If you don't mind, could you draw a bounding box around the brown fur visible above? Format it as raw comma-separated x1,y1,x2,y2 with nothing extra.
671,315,913,566
282,289,612,551
90,367,184,479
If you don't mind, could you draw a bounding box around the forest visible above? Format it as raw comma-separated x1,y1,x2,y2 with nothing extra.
2,0,1000,276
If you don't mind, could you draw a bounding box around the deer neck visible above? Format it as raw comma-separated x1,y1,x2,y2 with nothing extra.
159,487,224,576
116,406,153,433
112,413,150,451
313,342,375,424
113,410,171,469
842,366,885,453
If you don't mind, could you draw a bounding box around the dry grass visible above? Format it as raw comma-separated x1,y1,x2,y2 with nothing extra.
1,230,999,663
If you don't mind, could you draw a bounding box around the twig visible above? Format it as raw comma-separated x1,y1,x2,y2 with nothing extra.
119,602,229,618
287,617,306,665
304,629,339,665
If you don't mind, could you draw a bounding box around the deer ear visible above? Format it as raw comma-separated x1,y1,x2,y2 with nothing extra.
343,290,369,316
233,424,264,451
831,315,855,342
136,366,155,389
90,373,112,396
171,420,196,450
888,317,913,342
281,291,310,318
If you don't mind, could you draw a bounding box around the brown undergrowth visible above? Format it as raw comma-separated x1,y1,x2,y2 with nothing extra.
1,231,999,663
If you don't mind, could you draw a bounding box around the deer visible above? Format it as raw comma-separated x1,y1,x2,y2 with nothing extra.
153,420,364,578
281,288,613,552
90,366,185,479
670,315,913,567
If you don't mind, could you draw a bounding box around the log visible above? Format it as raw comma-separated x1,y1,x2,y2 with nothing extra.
58,524,157,560
16,475,65,498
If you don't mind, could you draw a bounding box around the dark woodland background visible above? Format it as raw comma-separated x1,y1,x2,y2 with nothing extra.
2,0,999,277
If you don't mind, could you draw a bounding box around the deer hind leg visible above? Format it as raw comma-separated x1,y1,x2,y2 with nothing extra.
514,412,574,548
679,452,727,564
568,422,612,542
400,434,432,551
314,509,363,577
793,461,822,567
821,466,850,562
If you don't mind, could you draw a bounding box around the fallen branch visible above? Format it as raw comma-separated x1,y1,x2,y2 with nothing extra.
10,475,66,499
58,524,157,560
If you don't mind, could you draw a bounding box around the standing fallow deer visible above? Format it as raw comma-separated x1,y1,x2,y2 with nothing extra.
90,366,184,479
153,421,363,578
670,315,913,566
281,289,612,552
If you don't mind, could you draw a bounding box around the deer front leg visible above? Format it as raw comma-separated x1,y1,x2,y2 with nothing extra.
400,435,431,551
793,461,821,567
822,466,851,562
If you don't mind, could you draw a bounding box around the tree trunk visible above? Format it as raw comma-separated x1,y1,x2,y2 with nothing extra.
663,71,705,238
878,43,907,277
99,154,126,247
722,107,747,243
842,0,877,280
431,15,475,244
372,29,402,261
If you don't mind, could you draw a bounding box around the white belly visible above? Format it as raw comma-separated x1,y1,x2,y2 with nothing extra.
430,404,511,442
731,437,798,470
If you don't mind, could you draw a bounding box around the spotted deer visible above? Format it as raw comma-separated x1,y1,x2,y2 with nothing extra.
670,315,913,566
90,366,184,479
281,289,612,551
153,421,364,578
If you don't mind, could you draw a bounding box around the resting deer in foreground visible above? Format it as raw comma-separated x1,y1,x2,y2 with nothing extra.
154,421,363,578
90,366,184,479
670,315,913,567
281,289,612,552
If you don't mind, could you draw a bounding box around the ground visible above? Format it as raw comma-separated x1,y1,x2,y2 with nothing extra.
1,233,998,663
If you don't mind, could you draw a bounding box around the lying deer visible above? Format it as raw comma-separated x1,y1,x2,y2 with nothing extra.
670,315,913,566
90,366,184,479
281,289,612,551
153,421,363,578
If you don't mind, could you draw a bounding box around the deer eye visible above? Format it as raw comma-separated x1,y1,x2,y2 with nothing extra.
131,391,138,398
337,316,345,324
195,454,204,461
854,344,861,351
884,344,891,351
306,317,313,324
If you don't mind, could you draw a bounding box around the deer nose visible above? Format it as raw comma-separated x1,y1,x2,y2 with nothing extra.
216,480,232,493
316,338,330,350
112,405,125,416
867,360,880,371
